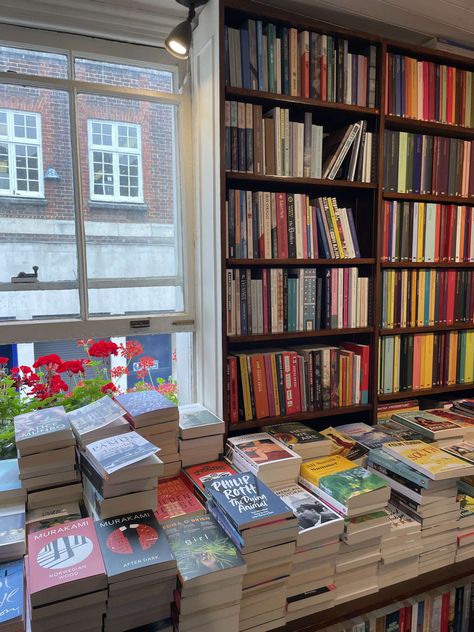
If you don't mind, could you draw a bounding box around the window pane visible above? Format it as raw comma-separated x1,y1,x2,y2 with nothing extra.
0,46,68,78
77,93,182,317
75,58,174,93
0,84,80,321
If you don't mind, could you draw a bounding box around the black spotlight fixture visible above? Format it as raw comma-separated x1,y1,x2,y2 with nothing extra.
165,0,208,60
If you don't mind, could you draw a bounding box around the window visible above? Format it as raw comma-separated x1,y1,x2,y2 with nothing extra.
0,109,43,197
88,120,143,202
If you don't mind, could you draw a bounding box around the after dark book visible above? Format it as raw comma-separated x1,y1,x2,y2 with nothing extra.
94,509,176,583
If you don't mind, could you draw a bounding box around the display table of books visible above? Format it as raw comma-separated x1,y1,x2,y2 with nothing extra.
3,395,474,632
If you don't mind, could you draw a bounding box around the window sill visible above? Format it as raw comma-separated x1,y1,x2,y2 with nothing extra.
0,196,47,207
88,200,148,212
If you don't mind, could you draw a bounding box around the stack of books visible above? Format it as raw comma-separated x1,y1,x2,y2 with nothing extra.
379,440,474,573
0,458,27,563
389,409,467,445
13,407,82,510
81,431,163,519
26,517,107,632
455,494,474,561
178,405,225,467
181,460,238,505
299,455,391,604
95,510,178,632
163,514,246,632
204,472,298,632
116,391,181,479
68,396,130,448
320,426,368,465
263,422,333,461
0,559,24,631
225,432,302,486
273,483,343,621
378,504,422,588
155,475,205,523
26,501,82,535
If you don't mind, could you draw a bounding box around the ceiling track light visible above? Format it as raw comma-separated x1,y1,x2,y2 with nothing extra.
165,0,209,60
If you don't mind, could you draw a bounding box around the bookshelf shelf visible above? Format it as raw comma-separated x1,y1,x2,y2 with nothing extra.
225,86,380,117
383,191,474,205
378,382,474,402
226,172,377,190
379,323,474,335
227,258,376,267
385,114,474,140
228,404,373,433
380,261,474,268
228,327,374,344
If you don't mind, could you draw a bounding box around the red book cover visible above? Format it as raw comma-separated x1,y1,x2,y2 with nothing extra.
250,354,270,419
399,605,406,632
263,354,276,417
276,192,288,258
447,66,454,124
27,518,106,608
446,270,456,325
156,476,205,523
343,267,349,328
183,461,237,492
340,355,347,406
469,143,474,197
434,204,441,262
423,61,430,120
440,591,450,632
302,197,309,259
282,351,300,415
228,356,239,424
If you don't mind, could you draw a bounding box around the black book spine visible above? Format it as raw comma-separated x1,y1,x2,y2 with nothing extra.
283,269,289,333
275,353,286,416
287,194,297,258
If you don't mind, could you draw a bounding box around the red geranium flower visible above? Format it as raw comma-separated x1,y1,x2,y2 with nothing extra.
119,340,143,360
0,357,8,365
58,359,87,375
33,354,62,370
110,366,129,379
138,356,155,369
88,341,119,358
101,382,117,394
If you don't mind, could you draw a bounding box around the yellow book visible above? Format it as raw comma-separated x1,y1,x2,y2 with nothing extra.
382,441,474,480
269,354,281,417
466,331,474,384
417,270,425,327
393,335,400,393
417,203,425,262
300,454,356,486
398,132,408,193
448,332,458,385
419,334,427,390
402,269,408,328
327,197,344,258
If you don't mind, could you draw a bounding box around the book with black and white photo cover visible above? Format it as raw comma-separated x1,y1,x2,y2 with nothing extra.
0,504,25,562
68,396,130,446
263,422,332,459
179,404,225,440
27,517,106,607
85,431,159,477
162,515,246,587
115,391,178,428
0,459,26,506
272,484,344,546
94,509,176,583
0,558,24,630
14,406,73,453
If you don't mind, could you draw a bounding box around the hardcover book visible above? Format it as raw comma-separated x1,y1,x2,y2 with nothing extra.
27,517,106,607
115,391,178,426
161,515,245,585
156,476,205,523
203,472,293,530
382,441,474,480
178,404,225,439
14,406,72,449
67,396,126,436
94,509,176,582
0,459,25,505
0,559,24,628
86,431,159,476
263,422,332,456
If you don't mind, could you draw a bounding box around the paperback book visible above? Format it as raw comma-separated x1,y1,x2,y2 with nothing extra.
68,396,126,436
115,390,178,426
86,431,159,476
319,427,368,463
0,459,25,505
178,404,225,439
182,461,237,500
155,476,205,523
26,502,82,534
299,455,357,486
262,422,332,457
441,440,474,464
392,411,464,440
14,406,72,450
0,505,25,560
337,423,393,449
0,559,24,629
382,441,474,480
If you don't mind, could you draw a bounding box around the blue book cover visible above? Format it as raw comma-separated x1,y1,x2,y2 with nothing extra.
315,206,330,258
206,501,245,550
418,599,424,631
204,472,292,531
256,21,264,91
240,28,251,89
0,559,23,627
368,449,432,489
280,26,289,95
0,460,22,496
288,277,297,332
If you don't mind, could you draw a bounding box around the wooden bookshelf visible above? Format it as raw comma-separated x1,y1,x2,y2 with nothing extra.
378,382,474,402
379,322,474,335
226,172,377,189
385,113,474,140
380,261,474,268
228,326,373,344
383,191,474,204
228,258,375,266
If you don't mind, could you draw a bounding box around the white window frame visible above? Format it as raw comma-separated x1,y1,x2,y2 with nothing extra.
0,109,44,198
88,119,144,203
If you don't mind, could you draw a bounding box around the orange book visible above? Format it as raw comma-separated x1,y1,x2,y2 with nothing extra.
413,334,421,391
448,332,458,385
249,354,270,419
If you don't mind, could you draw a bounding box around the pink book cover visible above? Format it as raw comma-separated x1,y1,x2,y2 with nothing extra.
27,518,105,600
343,267,349,328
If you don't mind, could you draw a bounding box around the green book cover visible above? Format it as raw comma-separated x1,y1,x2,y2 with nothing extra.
319,466,387,506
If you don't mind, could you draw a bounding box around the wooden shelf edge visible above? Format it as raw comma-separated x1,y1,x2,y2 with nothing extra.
282,560,474,632
226,172,377,189
378,382,474,402
385,114,474,139
379,323,474,335
383,191,474,205
227,258,376,266
228,404,373,431
381,261,474,268
228,328,374,344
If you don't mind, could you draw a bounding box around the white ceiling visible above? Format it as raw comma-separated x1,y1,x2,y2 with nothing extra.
0,0,472,49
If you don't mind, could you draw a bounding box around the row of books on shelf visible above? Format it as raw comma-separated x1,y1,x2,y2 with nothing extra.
226,191,362,260
381,268,474,329
382,201,474,262
227,342,370,423
226,267,370,336
383,131,474,197
378,330,474,395
386,52,474,128
225,20,377,107
225,101,375,181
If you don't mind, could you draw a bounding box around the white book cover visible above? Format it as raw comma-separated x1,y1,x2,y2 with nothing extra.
86,431,159,475
68,396,125,436
14,406,71,446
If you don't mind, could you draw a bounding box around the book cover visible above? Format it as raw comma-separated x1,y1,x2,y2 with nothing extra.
86,431,158,475
273,483,343,533
441,440,474,464
0,459,22,497
14,406,71,446
393,410,463,438
156,477,205,523
26,502,82,534
116,390,177,421
459,494,474,520
227,432,301,467
0,559,23,627
178,405,224,438
183,461,237,492
337,422,393,449
27,518,105,604
0,505,24,549
95,510,175,580
162,515,245,583
203,472,292,530
382,440,474,479
368,448,433,489
300,455,356,486
320,427,368,462
68,396,126,436
318,467,388,507
263,422,329,449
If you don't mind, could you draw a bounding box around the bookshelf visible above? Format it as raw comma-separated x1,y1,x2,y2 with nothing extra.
212,0,474,435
